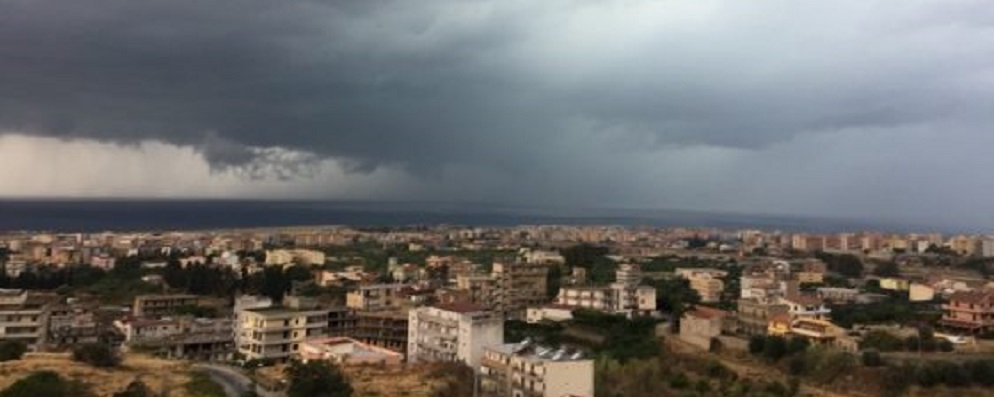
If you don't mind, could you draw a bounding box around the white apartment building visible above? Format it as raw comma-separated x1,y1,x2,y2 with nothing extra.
675,268,728,303
554,264,656,316
264,249,326,266
236,297,329,361
480,341,594,397
407,303,503,368
0,289,46,348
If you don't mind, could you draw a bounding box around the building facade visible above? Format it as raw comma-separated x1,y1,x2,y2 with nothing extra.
480,342,594,397
407,303,504,367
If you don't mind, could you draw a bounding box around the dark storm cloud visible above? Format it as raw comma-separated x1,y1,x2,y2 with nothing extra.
3,0,989,168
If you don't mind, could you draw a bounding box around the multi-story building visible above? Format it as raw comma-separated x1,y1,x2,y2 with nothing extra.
46,304,99,347
940,290,994,333
480,341,594,397
300,337,403,366
353,310,409,354
264,249,326,266
133,294,201,317
555,266,657,317
793,260,826,284
0,289,47,348
346,283,413,312
456,274,498,307
735,298,789,336
777,293,831,321
679,306,730,350
236,297,330,361
116,316,234,360
407,303,504,367
675,268,727,303
492,263,549,320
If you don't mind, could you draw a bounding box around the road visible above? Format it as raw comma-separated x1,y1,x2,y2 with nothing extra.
195,364,284,397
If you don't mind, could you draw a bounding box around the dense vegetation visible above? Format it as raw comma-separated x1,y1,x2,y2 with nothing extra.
285,360,353,397
71,343,120,368
0,371,93,397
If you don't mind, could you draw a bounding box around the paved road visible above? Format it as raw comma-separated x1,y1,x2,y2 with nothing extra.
195,364,285,397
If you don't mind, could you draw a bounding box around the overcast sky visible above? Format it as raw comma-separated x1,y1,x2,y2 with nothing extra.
1,0,993,228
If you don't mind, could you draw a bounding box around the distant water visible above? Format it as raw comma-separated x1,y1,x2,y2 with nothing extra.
0,200,935,233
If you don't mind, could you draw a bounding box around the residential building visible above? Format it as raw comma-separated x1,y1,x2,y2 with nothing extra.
676,268,727,303
526,305,575,324
554,264,656,317
0,289,47,348
407,303,504,367
133,294,200,317
265,249,326,266
679,306,730,350
299,337,403,366
116,316,234,360
236,297,330,361
480,341,594,397
456,274,498,308
794,260,826,284
493,263,549,320
353,310,409,353
777,293,831,321
816,287,859,304
346,283,413,312
45,304,99,347
940,290,994,333
736,298,789,336
909,283,936,302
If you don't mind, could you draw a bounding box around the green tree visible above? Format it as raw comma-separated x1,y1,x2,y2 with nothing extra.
113,381,151,397
72,343,120,368
0,371,93,397
873,262,900,277
285,360,352,397
0,340,27,362
862,350,883,367
762,336,788,362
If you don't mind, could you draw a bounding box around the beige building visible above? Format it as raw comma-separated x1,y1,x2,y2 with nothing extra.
0,289,46,348
346,283,413,312
133,294,200,317
492,263,549,320
555,264,656,316
407,303,504,367
264,249,326,266
455,275,498,307
676,268,727,303
236,297,330,361
480,341,594,397
679,306,730,350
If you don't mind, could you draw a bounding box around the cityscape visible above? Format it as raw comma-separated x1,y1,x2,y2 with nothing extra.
1,225,994,396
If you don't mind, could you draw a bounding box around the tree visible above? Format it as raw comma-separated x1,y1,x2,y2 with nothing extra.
862,350,883,367
113,381,151,397
0,340,27,362
0,371,93,397
285,360,352,397
873,262,900,277
786,337,809,355
748,336,765,354
762,336,788,362
72,343,120,368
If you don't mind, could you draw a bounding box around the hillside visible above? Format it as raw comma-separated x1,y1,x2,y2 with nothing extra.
0,353,197,396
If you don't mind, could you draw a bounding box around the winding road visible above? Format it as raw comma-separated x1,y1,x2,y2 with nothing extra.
194,364,284,397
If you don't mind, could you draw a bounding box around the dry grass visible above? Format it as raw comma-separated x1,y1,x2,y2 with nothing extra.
256,362,472,397
0,352,196,396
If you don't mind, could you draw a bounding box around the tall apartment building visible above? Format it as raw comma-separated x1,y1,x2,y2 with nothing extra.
46,304,99,347
236,297,330,361
353,310,408,353
407,303,503,367
133,294,200,317
492,263,549,320
0,289,47,348
456,274,498,308
480,341,594,397
115,316,233,360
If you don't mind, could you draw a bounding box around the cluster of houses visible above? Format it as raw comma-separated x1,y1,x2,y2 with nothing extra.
677,257,994,355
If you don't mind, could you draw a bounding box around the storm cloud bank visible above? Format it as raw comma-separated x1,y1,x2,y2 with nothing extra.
1,0,993,228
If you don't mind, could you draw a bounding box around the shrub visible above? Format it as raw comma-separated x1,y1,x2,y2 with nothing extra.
861,350,882,367
748,335,765,354
113,381,151,397
786,337,810,355
72,343,120,368
0,371,93,397
763,336,788,362
860,330,904,352
0,340,27,362
669,373,690,389
965,360,994,386
937,339,954,352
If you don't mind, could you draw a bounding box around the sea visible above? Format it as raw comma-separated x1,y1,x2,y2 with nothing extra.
0,199,949,234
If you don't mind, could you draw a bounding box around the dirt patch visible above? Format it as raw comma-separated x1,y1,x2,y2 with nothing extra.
0,352,196,396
